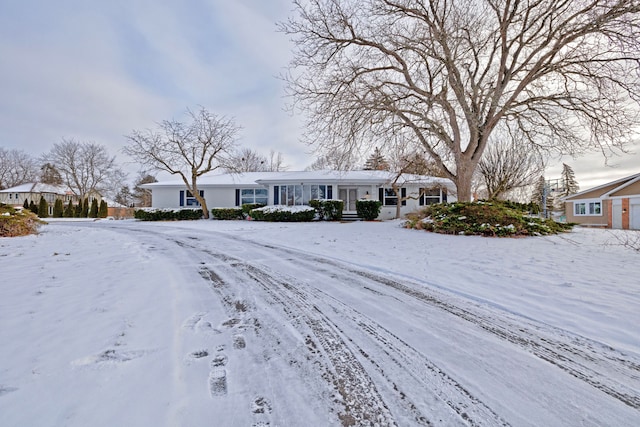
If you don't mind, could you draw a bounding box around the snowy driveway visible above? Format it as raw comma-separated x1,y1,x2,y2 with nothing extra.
1,220,639,426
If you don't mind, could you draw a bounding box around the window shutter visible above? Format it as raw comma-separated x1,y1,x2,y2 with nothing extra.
199,190,204,197
442,189,447,203
274,186,279,204
179,190,184,207
327,185,332,199
419,188,424,206
235,189,240,206
401,188,407,206
378,188,384,204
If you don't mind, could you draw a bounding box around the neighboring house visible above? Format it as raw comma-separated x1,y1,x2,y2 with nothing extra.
564,172,640,230
0,183,79,216
142,170,456,220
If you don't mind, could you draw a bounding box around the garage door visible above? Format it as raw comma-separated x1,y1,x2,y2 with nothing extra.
631,203,640,230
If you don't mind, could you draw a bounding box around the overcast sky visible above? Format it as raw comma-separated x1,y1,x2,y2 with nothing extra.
1,0,637,189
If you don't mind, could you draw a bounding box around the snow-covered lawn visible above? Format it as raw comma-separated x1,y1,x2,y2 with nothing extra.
1,219,639,426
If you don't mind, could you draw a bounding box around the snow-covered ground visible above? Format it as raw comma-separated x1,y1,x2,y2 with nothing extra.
1,219,639,426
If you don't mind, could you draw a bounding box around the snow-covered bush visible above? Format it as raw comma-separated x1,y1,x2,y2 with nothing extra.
0,204,42,237
134,208,203,221
249,205,315,222
211,207,244,220
405,201,573,237
308,199,343,221
356,199,382,221
241,203,266,215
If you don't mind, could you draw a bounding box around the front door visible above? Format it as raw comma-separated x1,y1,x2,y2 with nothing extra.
339,188,358,212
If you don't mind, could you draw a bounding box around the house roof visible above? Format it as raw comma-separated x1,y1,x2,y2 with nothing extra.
142,172,277,188
143,170,454,188
0,182,75,195
564,172,640,201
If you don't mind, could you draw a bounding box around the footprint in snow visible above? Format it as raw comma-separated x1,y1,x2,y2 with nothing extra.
0,385,18,396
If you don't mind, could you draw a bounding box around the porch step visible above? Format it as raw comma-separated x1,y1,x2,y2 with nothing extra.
341,212,361,221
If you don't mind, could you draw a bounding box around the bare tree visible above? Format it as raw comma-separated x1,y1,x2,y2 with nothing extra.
123,107,239,219
39,163,63,186
477,136,545,200
306,147,360,171
132,171,157,207
114,185,133,207
42,139,124,199
266,150,288,172
225,148,268,173
281,0,640,201
0,148,38,189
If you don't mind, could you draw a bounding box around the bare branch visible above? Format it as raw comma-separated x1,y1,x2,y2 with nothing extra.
281,0,640,200
123,107,240,218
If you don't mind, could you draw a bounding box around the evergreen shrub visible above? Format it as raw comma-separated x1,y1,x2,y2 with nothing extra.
134,208,203,221
81,198,89,217
404,200,574,237
308,199,343,221
64,200,74,217
356,200,382,221
241,203,266,215
89,199,99,218
53,199,64,218
249,206,315,222
0,204,42,237
99,200,108,218
38,196,49,218
211,207,244,220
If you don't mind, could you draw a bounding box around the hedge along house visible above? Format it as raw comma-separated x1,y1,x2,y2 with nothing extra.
564,172,640,230
142,170,456,220
0,183,81,216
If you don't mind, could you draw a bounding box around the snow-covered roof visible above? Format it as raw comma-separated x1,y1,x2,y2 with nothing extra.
142,172,277,188
0,182,75,195
143,170,454,188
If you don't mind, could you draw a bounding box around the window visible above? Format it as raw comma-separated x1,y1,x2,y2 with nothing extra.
237,188,268,205
277,184,331,206
379,188,406,206
179,190,204,207
574,200,602,216
419,188,446,205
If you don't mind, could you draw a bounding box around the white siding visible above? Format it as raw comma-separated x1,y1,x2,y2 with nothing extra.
151,186,251,209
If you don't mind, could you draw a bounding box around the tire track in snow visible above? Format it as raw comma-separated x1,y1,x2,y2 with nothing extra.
96,224,640,422
197,258,399,426
253,242,640,411
193,241,509,426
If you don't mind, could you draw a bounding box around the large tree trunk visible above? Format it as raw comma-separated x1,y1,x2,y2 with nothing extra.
454,164,475,202
191,178,210,219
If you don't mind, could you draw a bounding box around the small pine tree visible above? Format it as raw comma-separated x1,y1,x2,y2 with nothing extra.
531,176,546,213
53,199,64,218
64,200,74,217
363,147,390,171
560,163,579,197
99,200,108,218
23,199,29,210
74,201,83,217
38,196,49,218
82,198,89,217
29,200,37,213
89,198,99,218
